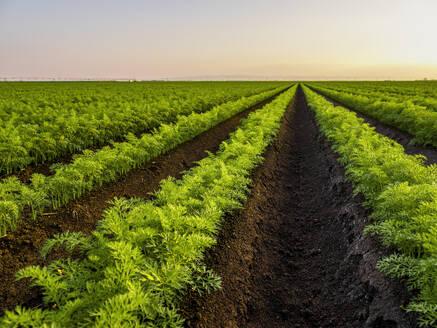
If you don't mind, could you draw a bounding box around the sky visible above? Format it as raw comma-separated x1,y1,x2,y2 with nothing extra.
1,0,437,80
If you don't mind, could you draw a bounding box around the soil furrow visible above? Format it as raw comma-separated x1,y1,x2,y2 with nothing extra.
182,87,416,328
0,91,283,316
309,87,437,166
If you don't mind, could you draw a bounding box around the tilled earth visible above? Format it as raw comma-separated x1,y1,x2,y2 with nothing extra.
183,87,417,328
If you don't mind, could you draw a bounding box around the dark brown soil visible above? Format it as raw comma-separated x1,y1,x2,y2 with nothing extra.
182,87,417,328
0,92,284,316
310,87,437,166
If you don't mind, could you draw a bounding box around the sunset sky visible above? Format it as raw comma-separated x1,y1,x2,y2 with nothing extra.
1,0,436,80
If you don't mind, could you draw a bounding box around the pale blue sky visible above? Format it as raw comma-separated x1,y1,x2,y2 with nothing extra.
1,0,436,80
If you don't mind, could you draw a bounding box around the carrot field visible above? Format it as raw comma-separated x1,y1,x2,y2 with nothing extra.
1,81,437,327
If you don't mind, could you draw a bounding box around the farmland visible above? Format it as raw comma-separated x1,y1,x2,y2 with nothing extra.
1,81,437,327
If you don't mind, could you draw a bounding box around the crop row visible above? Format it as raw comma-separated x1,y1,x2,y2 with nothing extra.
303,85,437,327
0,81,288,175
311,81,437,101
311,82,437,112
0,85,290,236
307,83,437,147
0,85,298,327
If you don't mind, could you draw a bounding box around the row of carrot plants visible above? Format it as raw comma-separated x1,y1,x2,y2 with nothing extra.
314,81,437,96
0,81,288,175
0,85,298,327
307,83,437,147
303,85,437,327
309,81,437,112
0,85,291,236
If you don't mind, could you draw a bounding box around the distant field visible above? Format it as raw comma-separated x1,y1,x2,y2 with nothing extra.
0,81,288,174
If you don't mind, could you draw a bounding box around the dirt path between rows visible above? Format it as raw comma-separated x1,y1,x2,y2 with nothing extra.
0,90,286,316
309,87,437,166
182,87,417,328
